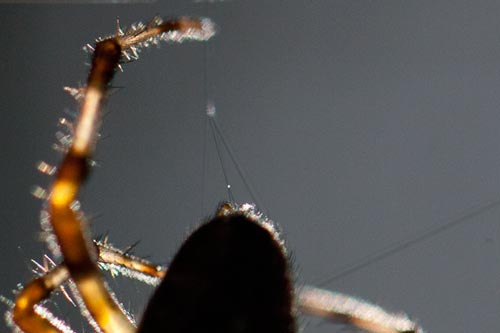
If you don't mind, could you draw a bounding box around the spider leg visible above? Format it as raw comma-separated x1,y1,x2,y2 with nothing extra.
12,265,70,333
297,285,422,333
11,242,167,333
13,17,214,333
96,241,166,286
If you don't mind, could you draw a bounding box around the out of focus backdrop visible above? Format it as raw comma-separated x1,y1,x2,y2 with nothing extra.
2,2,500,332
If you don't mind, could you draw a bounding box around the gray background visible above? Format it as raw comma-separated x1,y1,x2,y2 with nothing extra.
1,1,500,332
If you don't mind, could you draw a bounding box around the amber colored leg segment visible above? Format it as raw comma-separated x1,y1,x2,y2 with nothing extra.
97,243,166,280
12,243,167,333
48,36,134,333
13,266,69,333
13,17,213,333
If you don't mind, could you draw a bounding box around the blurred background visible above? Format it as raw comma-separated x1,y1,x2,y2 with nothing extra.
2,1,500,332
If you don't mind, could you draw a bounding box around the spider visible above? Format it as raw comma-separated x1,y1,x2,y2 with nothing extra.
4,16,422,333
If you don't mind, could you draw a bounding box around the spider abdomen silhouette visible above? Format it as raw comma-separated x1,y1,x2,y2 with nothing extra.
139,210,295,333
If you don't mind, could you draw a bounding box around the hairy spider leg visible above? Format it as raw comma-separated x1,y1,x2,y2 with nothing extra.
5,241,166,333
12,17,215,333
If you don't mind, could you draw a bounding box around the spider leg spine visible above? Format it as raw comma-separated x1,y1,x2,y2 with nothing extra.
37,161,57,176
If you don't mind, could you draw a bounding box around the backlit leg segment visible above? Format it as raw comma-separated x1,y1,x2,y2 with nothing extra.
13,17,214,333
